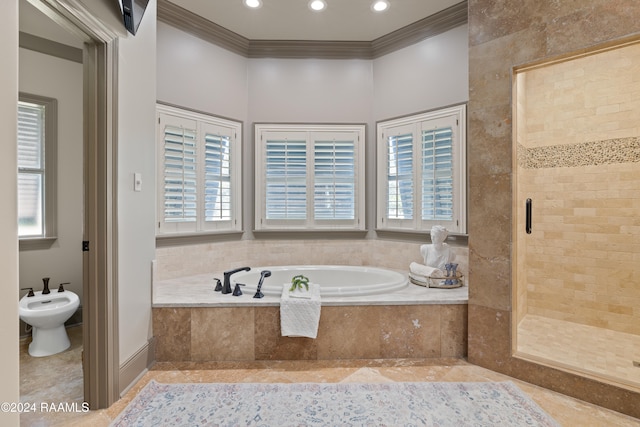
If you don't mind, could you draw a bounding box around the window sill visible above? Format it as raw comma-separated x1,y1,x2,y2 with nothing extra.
375,229,468,245
19,237,58,251
156,231,244,247
253,230,368,240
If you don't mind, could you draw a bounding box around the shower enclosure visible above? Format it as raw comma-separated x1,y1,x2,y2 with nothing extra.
512,38,640,391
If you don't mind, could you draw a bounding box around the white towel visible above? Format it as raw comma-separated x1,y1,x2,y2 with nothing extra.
280,283,321,339
408,273,430,286
410,262,444,278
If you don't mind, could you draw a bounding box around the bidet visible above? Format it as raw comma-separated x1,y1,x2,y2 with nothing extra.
19,290,79,357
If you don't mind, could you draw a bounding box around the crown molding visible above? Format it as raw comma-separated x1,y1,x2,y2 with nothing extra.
248,40,374,59
158,0,468,59
371,1,468,57
158,0,250,56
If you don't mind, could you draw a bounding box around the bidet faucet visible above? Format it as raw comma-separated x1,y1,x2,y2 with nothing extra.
222,266,251,294
42,277,51,295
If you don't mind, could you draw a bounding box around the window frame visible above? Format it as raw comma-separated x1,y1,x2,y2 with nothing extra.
156,104,242,237
376,104,467,234
18,92,58,247
254,123,366,231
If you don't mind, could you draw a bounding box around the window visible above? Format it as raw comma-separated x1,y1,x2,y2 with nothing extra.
18,93,57,240
156,104,242,235
255,124,365,230
377,104,466,234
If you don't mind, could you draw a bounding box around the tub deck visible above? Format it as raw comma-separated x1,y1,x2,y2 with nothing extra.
153,272,468,308
153,271,469,362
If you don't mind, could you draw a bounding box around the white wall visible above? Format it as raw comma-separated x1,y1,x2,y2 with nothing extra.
156,22,248,120
115,1,157,365
247,58,373,123
373,25,469,121
0,2,19,424
18,48,84,306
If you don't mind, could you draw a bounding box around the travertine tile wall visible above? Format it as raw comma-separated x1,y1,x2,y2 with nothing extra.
515,41,640,336
519,163,640,335
155,239,469,282
522,42,640,146
152,304,468,362
468,0,640,418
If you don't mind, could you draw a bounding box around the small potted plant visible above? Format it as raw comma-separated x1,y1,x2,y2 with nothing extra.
289,274,310,292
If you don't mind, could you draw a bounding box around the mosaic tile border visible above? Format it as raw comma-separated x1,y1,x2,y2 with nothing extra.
517,136,640,169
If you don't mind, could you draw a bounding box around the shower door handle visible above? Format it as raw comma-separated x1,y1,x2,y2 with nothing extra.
525,198,532,234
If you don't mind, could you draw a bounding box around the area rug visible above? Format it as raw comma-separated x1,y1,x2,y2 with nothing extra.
111,380,560,426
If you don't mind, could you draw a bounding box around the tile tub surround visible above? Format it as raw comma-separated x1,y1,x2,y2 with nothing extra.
468,0,640,418
154,239,469,282
152,275,468,362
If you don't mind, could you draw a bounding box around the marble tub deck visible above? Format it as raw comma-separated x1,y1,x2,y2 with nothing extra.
153,271,468,307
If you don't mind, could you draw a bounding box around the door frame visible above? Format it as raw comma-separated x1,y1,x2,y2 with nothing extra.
27,0,120,409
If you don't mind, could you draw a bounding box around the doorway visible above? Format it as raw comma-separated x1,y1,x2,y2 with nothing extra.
18,0,86,411
19,0,120,409
512,38,640,392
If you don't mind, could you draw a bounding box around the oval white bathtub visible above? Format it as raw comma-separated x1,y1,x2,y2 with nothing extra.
232,265,408,297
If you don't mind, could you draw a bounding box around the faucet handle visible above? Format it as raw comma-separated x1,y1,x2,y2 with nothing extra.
58,282,70,292
213,278,222,292
232,283,245,296
21,287,35,297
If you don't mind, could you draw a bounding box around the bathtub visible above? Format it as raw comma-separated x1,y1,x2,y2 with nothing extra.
153,264,467,307
232,265,408,297
152,265,469,362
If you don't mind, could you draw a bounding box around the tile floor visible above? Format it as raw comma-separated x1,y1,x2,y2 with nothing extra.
518,314,640,389
19,326,640,426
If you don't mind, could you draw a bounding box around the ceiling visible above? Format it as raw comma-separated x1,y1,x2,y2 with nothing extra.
18,0,466,59
166,0,463,41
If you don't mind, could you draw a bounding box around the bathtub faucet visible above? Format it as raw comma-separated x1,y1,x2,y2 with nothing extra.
253,270,271,299
222,266,251,294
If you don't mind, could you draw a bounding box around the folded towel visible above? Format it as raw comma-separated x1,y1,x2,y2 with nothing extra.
289,287,313,299
410,262,444,278
280,283,321,339
408,273,429,286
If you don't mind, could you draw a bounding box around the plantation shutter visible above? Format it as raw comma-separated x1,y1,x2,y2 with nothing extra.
313,135,355,220
157,106,242,235
204,129,232,222
377,105,466,233
386,132,413,220
256,124,365,231
421,126,454,221
162,121,197,224
265,135,307,220
17,101,45,237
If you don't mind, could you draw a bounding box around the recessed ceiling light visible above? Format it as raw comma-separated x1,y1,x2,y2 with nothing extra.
244,0,262,9
309,0,327,12
371,0,390,12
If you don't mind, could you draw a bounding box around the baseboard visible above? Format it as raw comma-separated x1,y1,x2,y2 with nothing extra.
119,336,156,396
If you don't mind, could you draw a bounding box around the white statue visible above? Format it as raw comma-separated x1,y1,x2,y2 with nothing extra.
420,225,455,271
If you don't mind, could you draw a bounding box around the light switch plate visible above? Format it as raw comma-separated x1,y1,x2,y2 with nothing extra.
134,172,142,192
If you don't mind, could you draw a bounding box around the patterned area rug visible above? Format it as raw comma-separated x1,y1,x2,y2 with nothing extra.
111,380,560,426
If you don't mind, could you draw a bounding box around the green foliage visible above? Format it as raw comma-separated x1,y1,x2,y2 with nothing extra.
289,274,310,292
